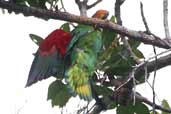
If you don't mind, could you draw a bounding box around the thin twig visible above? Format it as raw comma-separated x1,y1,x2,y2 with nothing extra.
87,103,96,113
140,3,158,113
87,0,102,9
115,0,141,64
163,0,170,43
144,63,161,103
114,72,133,91
140,2,169,46
152,46,158,114
140,2,150,33
60,0,66,12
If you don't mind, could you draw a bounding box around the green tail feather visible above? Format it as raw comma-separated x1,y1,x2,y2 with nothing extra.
67,65,92,101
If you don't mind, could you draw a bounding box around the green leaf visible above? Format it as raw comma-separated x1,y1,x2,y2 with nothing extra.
47,80,72,107
162,99,171,114
117,102,149,114
102,16,117,49
38,0,47,9
93,84,117,109
117,105,134,114
27,0,39,7
94,85,113,97
60,23,70,32
29,34,43,46
128,39,141,49
132,49,144,58
102,46,135,76
110,16,116,23
14,0,27,5
134,102,149,114
27,0,47,9
150,111,160,114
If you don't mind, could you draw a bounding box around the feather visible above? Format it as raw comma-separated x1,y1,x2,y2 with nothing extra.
25,49,64,87
26,29,72,87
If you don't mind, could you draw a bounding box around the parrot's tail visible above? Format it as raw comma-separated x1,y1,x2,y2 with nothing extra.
66,65,92,101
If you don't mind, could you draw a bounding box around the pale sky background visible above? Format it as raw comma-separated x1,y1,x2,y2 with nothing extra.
0,0,171,114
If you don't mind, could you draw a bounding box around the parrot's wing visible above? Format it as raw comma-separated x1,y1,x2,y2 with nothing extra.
25,50,63,87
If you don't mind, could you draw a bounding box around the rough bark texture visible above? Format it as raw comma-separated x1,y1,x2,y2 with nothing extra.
0,1,170,49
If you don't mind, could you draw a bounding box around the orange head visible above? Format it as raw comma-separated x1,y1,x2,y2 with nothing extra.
92,9,109,19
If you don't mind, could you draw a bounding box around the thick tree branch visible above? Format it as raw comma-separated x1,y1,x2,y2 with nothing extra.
135,53,171,78
0,1,170,49
122,51,171,89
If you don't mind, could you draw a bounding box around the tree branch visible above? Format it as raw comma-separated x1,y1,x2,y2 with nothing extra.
115,0,125,25
75,0,88,16
136,94,171,113
0,1,170,49
115,0,141,64
90,92,171,114
140,2,150,33
135,53,171,78
121,50,171,88
87,0,102,9
163,0,171,44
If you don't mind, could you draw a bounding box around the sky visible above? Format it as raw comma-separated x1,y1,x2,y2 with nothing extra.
0,0,171,114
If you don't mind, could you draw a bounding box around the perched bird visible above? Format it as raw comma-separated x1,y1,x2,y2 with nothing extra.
92,9,109,19
26,9,109,101
25,29,72,87
66,9,109,100
66,26,102,101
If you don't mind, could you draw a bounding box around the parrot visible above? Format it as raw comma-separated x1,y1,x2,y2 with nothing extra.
25,9,109,101
25,29,72,87
66,9,109,100
66,30,102,100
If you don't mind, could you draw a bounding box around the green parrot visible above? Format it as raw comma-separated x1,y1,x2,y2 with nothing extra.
66,24,102,100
